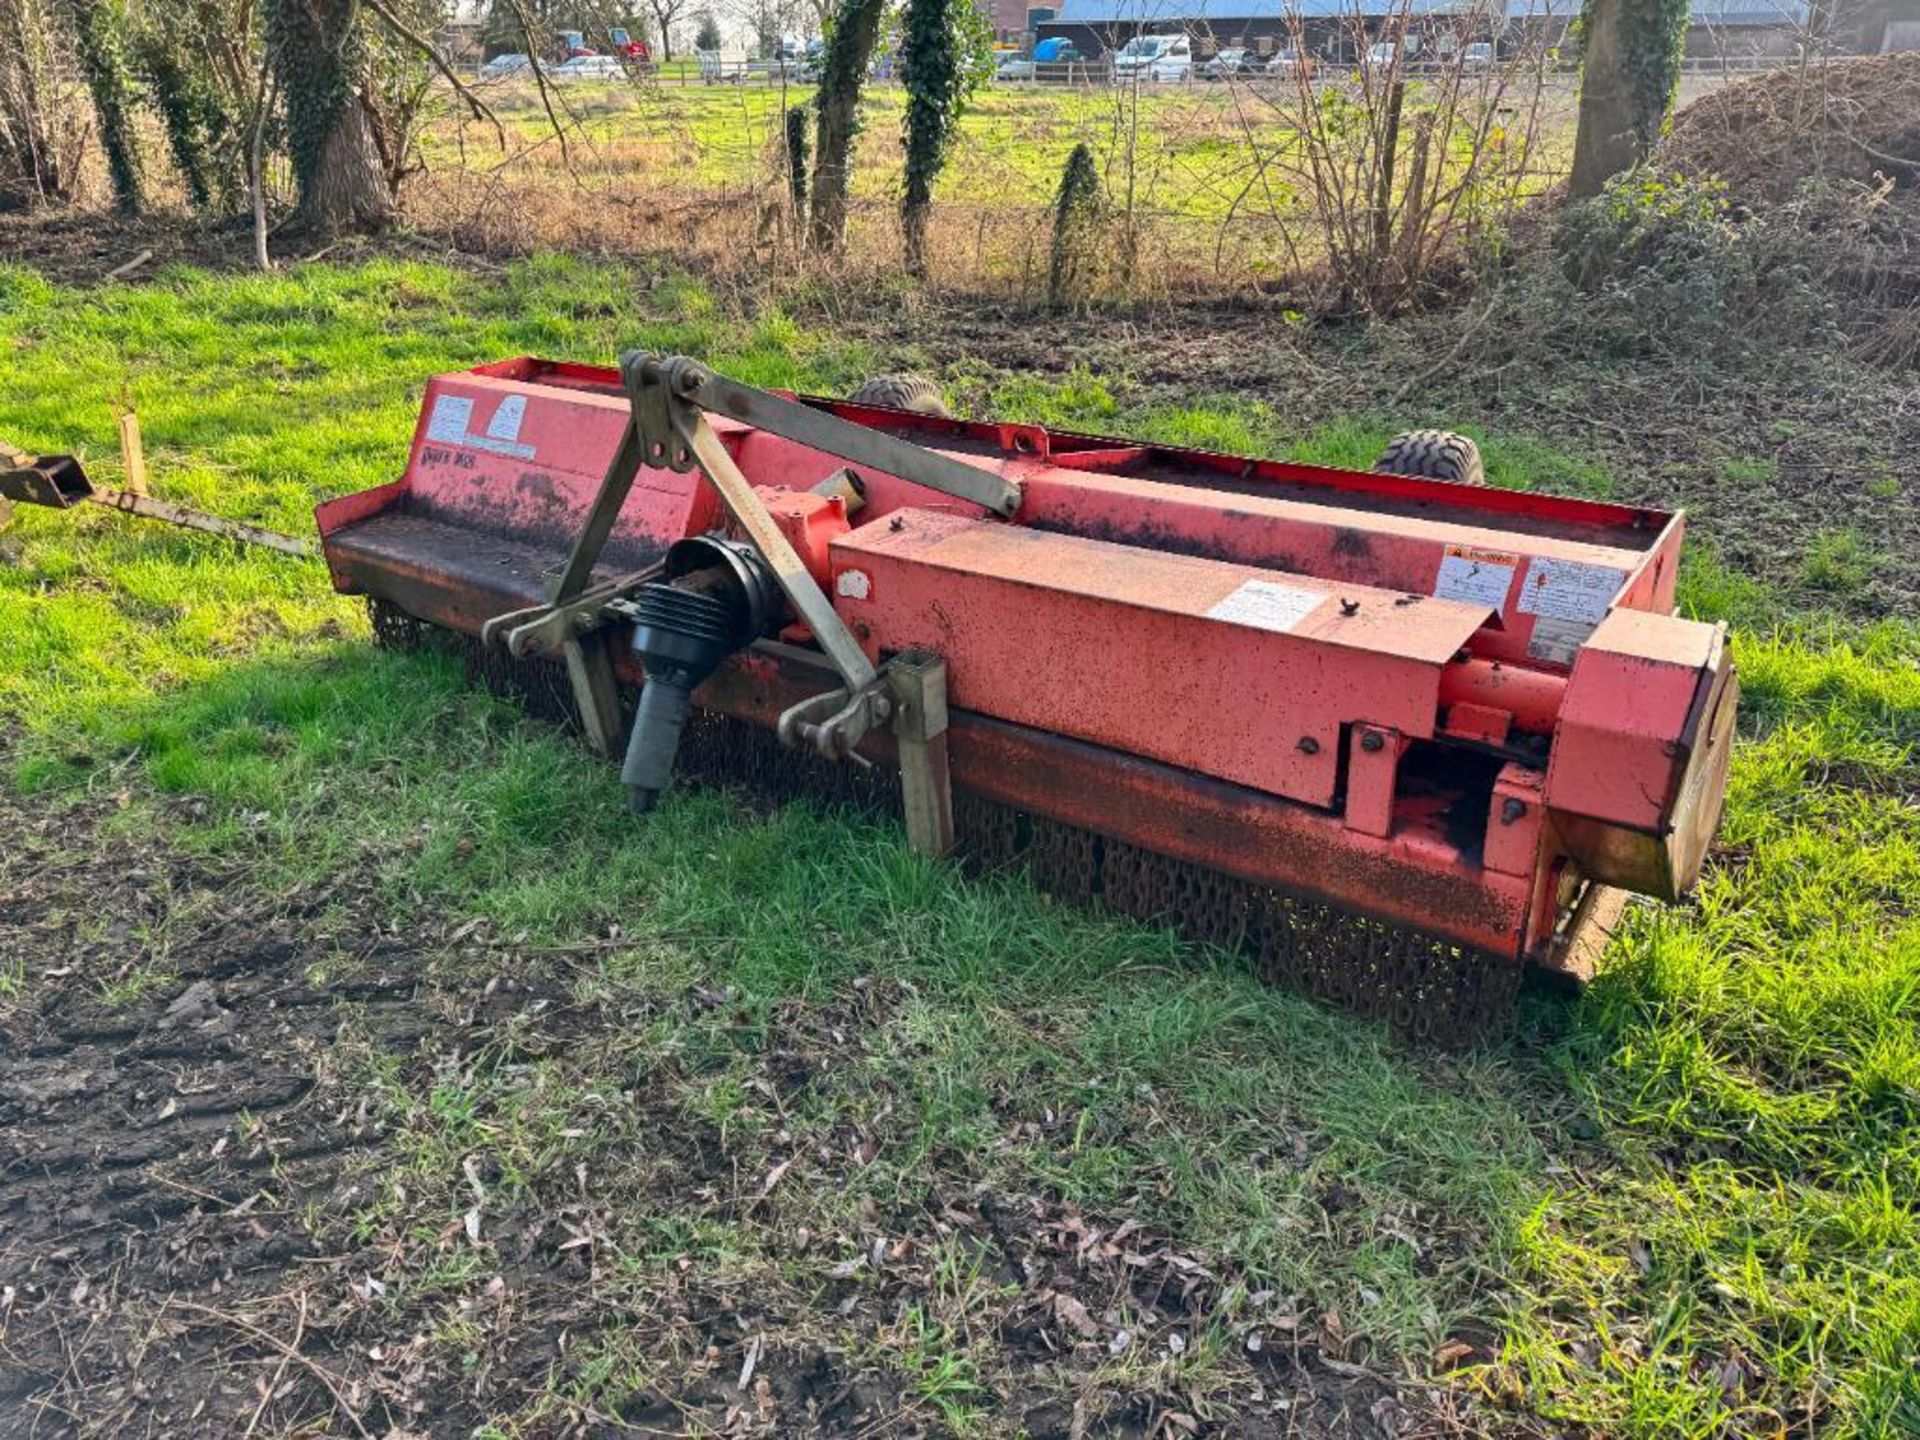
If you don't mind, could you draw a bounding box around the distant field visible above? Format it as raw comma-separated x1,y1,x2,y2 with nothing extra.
410,68,1754,292
411,69,1597,288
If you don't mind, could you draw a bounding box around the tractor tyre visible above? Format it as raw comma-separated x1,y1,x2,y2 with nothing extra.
846,373,950,418
1374,429,1485,486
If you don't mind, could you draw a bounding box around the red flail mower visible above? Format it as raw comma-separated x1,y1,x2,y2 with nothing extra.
312,353,1738,1041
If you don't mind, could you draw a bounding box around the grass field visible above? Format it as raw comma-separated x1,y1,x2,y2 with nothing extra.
440,78,1341,219
2,254,1917,1436
401,68,1593,290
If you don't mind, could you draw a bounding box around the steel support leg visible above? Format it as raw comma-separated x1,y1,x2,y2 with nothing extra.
562,633,626,758
888,651,954,859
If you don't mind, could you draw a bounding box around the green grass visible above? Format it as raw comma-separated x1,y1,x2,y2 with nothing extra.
1509,622,1920,1434
1802,529,1879,595
3,256,1917,1436
451,78,1308,225
424,71,1580,274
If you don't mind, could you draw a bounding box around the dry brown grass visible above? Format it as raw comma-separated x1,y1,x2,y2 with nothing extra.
402,153,1274,307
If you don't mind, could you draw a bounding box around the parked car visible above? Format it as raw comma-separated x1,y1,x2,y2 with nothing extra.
555,54,624,81
1149,48,1192,81
479,52,531,80
1201,47,1255,79
1112,33,1190,82
1265,47,1313,78
1461,42,1495,71
995,56,1036,81
1360,41,1403,75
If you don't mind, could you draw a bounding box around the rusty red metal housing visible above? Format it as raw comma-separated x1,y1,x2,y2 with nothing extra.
316,357,1737,983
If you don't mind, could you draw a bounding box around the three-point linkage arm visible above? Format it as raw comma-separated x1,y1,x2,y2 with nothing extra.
493,352,1017,857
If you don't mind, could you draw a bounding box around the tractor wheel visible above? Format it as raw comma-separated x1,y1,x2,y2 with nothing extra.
1374,429,1484,486
846,373,950,418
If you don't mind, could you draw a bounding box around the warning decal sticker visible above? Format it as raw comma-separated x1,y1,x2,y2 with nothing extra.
424,392,537,461
1527,614,1596,666
1433,544,1519,613
1517,556,1624,624
425,394,473,445
1206,579,1325,634
484,394,528,445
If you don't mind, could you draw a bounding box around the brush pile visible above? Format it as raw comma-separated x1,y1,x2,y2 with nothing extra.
1652,54,1920,365
1660,52,1920,205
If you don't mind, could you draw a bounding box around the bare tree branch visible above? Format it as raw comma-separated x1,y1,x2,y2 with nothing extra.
361,0,506,149
504,0,574,172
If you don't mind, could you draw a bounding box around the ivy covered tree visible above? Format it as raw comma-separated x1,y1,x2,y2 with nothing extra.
1569,0,1690,198
70,0,145,213
134,0,253,212
808,0,885,250
265,0,394,234
1047,141,1107,307
784,101,809,223
898,0,954,276
0,0,77,209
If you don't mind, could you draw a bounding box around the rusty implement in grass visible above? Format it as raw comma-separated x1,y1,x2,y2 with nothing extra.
1,441,314,557
314,354,1738,1042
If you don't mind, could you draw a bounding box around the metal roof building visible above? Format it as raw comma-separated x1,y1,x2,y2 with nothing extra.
1036,0,1816,55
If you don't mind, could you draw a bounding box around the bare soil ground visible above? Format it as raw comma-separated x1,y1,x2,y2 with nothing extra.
0,746,1436,1438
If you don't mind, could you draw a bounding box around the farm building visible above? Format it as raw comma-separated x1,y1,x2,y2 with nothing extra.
1823,0,1920,52
1031,0,1833,62
985,0,1040,40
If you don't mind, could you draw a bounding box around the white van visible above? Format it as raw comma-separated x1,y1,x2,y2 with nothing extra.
1112,33,1192,82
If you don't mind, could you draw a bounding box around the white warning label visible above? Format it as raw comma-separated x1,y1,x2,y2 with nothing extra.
1527,614,1596,666
1433,544,1518,613
423,392,537,460
1206,579,1324,634
484,393,528,443
1518,557,1624,623
426,394,473,444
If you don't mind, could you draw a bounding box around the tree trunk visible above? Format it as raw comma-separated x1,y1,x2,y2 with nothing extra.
1569,0,1689,198
899,0,961,280
809,0,885,251
306,97,393,232
71,0,144,213
134,0,254,216
784,102,810,224
648,0,675,59
266,0,393,235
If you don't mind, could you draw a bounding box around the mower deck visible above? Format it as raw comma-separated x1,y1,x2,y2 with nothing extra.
319,357,1737,1041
